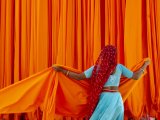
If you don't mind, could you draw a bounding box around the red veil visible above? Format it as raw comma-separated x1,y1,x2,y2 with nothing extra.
87,45,117,118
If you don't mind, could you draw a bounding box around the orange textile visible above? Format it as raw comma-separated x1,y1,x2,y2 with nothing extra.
0,58,149,119
0,0,160,119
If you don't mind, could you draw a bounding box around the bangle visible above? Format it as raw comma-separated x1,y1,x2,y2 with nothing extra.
140,68,145,73
66,70,70,76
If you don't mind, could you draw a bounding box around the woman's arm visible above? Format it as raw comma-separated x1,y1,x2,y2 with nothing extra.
53,66,86,80
132,59,150,80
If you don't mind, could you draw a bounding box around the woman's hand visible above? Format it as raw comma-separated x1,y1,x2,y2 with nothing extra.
132,58,151,80
52,65,87,80
52,65,63,72
145,59,151,66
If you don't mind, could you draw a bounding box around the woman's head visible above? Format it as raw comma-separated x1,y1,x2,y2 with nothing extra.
93,45,117,75
97,45,117,67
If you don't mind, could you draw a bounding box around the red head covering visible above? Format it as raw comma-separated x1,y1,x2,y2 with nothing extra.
87,45,117,118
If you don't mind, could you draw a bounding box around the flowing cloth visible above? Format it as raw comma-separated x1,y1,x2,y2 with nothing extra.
0,58,149,120
87,45,117,118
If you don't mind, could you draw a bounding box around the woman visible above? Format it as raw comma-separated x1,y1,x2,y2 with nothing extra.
53,45,150,120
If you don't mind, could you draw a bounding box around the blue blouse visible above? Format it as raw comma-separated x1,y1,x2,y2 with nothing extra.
84,64,133,87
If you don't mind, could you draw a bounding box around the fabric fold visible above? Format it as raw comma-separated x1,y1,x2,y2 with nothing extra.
0,58,150,119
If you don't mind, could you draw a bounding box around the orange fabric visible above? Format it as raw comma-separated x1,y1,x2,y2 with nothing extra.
124,0,160,118
0,0,159,119
0,58,149,120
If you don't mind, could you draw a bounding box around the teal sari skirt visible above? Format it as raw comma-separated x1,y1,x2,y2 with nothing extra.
90,92,124,120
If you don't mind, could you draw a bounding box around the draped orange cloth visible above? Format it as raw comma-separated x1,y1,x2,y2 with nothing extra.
0,58,149,120
0,0,159,119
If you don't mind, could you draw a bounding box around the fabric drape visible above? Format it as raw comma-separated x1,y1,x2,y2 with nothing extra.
0,59,148,120
0,0,159,119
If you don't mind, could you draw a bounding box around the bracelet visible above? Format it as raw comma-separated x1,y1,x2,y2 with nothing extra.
140,68,145,73
66,70,70,76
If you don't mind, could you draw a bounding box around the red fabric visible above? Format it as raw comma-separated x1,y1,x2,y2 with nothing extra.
87,45,117,117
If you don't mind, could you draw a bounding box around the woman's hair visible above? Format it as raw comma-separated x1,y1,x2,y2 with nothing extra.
87,45,117,118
